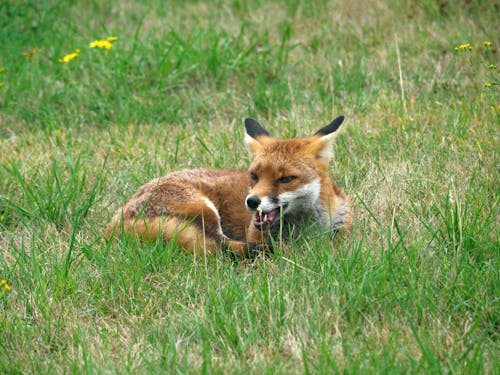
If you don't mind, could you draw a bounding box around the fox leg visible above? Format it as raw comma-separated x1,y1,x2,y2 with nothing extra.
246,224,268,243
180,198,255,256
245,225,276,256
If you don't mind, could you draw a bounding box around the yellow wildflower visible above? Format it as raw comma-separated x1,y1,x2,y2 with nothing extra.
89,40,113,49
489,64,496,70
483,40,492,47
454,43,472,51
58,49,80,63
90,36,118,49
484,83,492,88
1,279,10,292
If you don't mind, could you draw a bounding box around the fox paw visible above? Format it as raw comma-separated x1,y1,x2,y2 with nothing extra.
222,240,272,259
246,242,273,256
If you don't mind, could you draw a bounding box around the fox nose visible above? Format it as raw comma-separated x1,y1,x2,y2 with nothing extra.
246,195,261,210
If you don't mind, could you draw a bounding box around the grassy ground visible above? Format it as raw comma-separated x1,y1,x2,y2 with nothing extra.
0,0,498,373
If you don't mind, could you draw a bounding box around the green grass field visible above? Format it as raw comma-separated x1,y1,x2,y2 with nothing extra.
1,0,498,373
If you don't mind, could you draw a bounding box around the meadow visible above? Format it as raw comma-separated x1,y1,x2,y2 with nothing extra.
0,0,498,373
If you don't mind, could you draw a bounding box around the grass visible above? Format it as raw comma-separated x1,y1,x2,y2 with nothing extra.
0,0,499,373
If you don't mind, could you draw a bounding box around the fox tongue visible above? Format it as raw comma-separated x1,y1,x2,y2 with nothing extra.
254,208,278,227
263,209,277,223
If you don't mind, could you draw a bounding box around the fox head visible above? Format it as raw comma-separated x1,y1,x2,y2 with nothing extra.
244,116,345,230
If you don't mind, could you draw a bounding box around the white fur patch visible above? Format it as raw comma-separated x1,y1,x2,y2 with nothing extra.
259,196,278,212
244,133,255,146
279,179,321,214
316,133,337,163
202,197,223,235
247,179,324,217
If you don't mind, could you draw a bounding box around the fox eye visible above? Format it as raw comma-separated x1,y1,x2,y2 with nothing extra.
250,172,258,182
278,176,296,184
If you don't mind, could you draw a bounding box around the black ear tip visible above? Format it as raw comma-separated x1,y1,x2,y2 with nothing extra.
244,118,256,127
244,118,271,137
331,115,345,126
314,115,345,135
244,118,257,133
314,115,346,136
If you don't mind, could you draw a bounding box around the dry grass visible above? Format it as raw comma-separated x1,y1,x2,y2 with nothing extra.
1,0,498,373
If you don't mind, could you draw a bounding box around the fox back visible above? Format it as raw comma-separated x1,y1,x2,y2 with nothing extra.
106,116,351,256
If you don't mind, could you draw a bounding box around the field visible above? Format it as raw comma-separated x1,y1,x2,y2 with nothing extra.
0,0,498,373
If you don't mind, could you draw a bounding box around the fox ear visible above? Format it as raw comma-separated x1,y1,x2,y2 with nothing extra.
244,118,271,156
245,118,271,138
314,115,344,136
310,115,345,163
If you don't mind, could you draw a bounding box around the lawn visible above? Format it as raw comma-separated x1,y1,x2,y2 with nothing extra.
0,0,498,373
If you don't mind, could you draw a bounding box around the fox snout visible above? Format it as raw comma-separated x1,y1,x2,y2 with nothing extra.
245,195,261,211
245,194,286,230
245,195,281,212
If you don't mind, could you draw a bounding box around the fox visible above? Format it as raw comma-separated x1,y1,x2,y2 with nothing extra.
105,115,352,256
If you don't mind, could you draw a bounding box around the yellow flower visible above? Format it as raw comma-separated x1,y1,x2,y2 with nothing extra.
483,40,492,47
454,43,472,51
489,64,496,70
89,40,113,49
1,279,10,292
484,83,492,88
0,67,4,73
89,36,117,50
58,49,80,63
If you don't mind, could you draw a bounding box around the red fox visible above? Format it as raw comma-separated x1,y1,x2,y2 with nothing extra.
105,116,351,256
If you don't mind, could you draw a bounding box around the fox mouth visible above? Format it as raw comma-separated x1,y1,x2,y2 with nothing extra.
253,204,288,229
